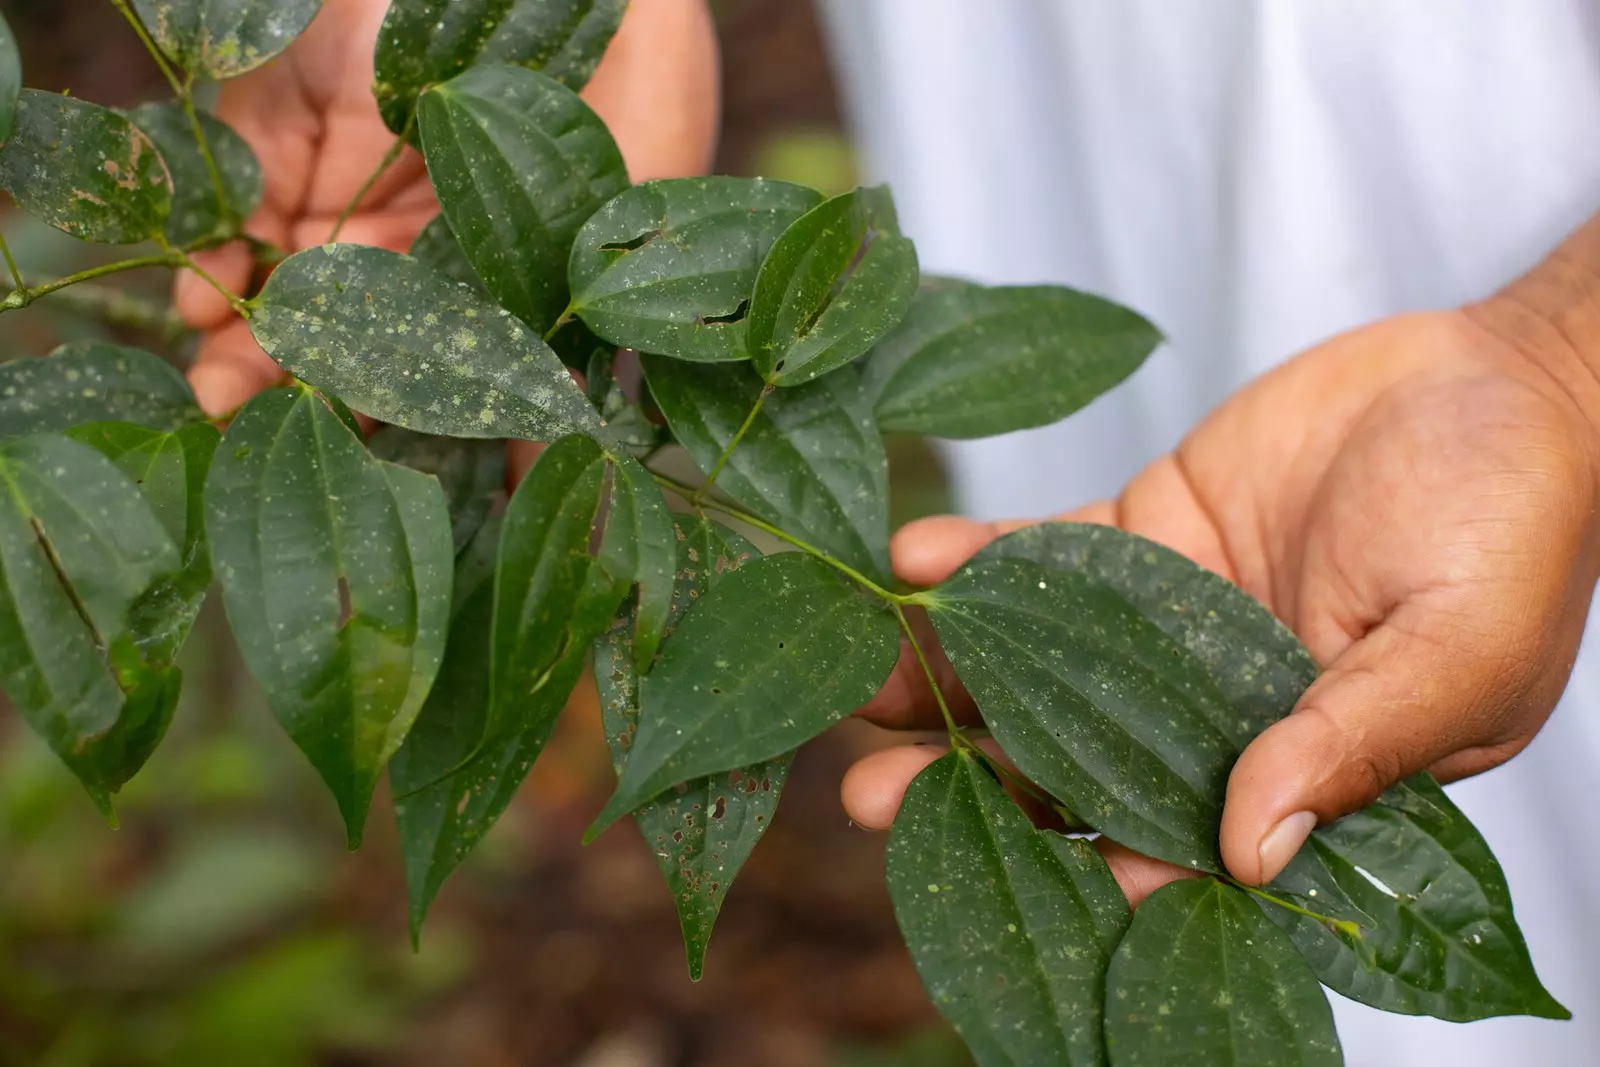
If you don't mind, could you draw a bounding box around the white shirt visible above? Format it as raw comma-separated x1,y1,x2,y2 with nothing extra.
819,2,1600,1062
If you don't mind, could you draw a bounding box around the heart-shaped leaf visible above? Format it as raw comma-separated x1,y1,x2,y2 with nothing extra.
0,91,173,243
642,357,891,582
596,516,787,980
1105,879,1343,1067
250,244,602,442
0,11,20,146
205,387,453,847
125,103,262,246
888,750,1130,1067
568,177,825,361
0,342,202,437
747,185,919,386
590,551,899,836
367,426,505,555
374,0,626,135
418,64,628,333
863,284,1160,439
130,0,324,79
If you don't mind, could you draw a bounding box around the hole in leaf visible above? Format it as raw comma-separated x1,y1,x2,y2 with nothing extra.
710,687,723,695
712,797,727,819
336,576,353,628
600,229,662,253
694,298,749,328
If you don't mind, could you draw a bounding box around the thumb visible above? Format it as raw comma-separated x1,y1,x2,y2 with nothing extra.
1219,594,1553,885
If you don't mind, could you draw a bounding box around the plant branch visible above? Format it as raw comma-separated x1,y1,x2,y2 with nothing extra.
0,233,26,298
893,602,962,740
330,128,410,242
169,244,249,317
1226,878,1364,940
0,253,184,314
692,386,771,506
180,71,235,228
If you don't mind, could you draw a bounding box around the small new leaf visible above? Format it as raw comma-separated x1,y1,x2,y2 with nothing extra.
1105,879,1343,1067
250,244,603,442
590,551,900,836
0,91,173,244
126,103,263,246
887,751,1130,1067
0,342,202,437
747,185,919,386
568,177,825,362
130,0,324,79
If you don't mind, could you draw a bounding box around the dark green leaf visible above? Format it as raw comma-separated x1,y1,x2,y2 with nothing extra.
250,244,603,442
0,341,201,437
590,551,899,835
863,285,1160,439
642,357,891,581
367,426,505,554
1269,773,1568,1021
927,555,1243,872
569,177,825,362
65,421,218,667
410,215,486,295
887,750,1129,1067
599,454,676,672
747,185,919,386
0,433,181,803
0,91,173,243
125,102,263,246
205,388,453,847
0,12,20,146
596,516,785,980
130,0,324,79
1105,879,1342,1067
374,0,626,134
418,64,628,333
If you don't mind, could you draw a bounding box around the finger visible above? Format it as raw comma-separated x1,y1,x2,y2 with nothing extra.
506,439,548,491
291,201,441,256
1094,839,1199,910
890,501,1117,587
187,321,284,416
1219,594,1547,885
174,242,256,330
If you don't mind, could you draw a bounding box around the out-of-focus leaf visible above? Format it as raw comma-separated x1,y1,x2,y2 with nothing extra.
410,215,486,294
0,11,20,146
0,342,202,437
367,426,505,554
130,0,325,79
125,102,263,245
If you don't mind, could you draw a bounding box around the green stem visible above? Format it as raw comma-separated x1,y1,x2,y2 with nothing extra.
108,0,186,99
329,129,410,243
180,71,235,228
692,385,771,506
1227,878,1364,939
0,233,27,300
893,602,962,740
0,253,184,313
169,244,249,317
543,305,575,342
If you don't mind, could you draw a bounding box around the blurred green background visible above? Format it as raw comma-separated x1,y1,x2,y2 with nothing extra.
0,1,965,1064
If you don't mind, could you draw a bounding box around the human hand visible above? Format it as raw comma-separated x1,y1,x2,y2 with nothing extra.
174,0,719,419
846,288,1600,903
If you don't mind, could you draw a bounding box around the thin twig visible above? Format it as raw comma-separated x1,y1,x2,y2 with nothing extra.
329,131,409,242
0,253,184,314
692,385,771,506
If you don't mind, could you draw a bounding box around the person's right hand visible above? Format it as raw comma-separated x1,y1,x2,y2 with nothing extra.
174,0,720,418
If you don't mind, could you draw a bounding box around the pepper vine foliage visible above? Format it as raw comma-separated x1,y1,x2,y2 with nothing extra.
0,3,1570,1064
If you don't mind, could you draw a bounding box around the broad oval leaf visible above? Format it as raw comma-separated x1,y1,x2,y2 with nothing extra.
0,11,19,146
0,342,201,437
863,284,1161,439
205,388,453,847
747,185,919,386
0,91,173,243
0,433,181,804
887,750,1130,1067
569,177,825,361
1269,773,1568,1021
598,453,676,672
410,214,486,295
374,0,626,134
367,426,505,555
419,64,628,333
126,102,263,246
590,551,900,835
250,244,602,442
1105,879,1342,1067
642,357,891,582
596,516,786,980
130,0,324,79
927,554,1243,871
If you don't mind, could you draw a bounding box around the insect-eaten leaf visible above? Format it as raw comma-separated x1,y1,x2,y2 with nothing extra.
568,177,825,362
1105,879,1343,1067
130,0,324,80
374,0,626,135
125,102,262,246
747,185,919,386
642,356,892,583
250,244,603,443
0,91,172,244
863,283,1161,439
205,388,453,847
0,433,183,814
0,342,202,437
888,750,1130,1067
590,551,900,837
419,64,628,333
597,516,787,980
368,426,505,555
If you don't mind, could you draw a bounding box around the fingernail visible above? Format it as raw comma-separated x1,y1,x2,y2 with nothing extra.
1258,810,1317,883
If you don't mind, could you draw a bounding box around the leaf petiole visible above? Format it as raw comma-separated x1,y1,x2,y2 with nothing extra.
691,385,772,506
1226,876,1364,940
330,125,412,243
